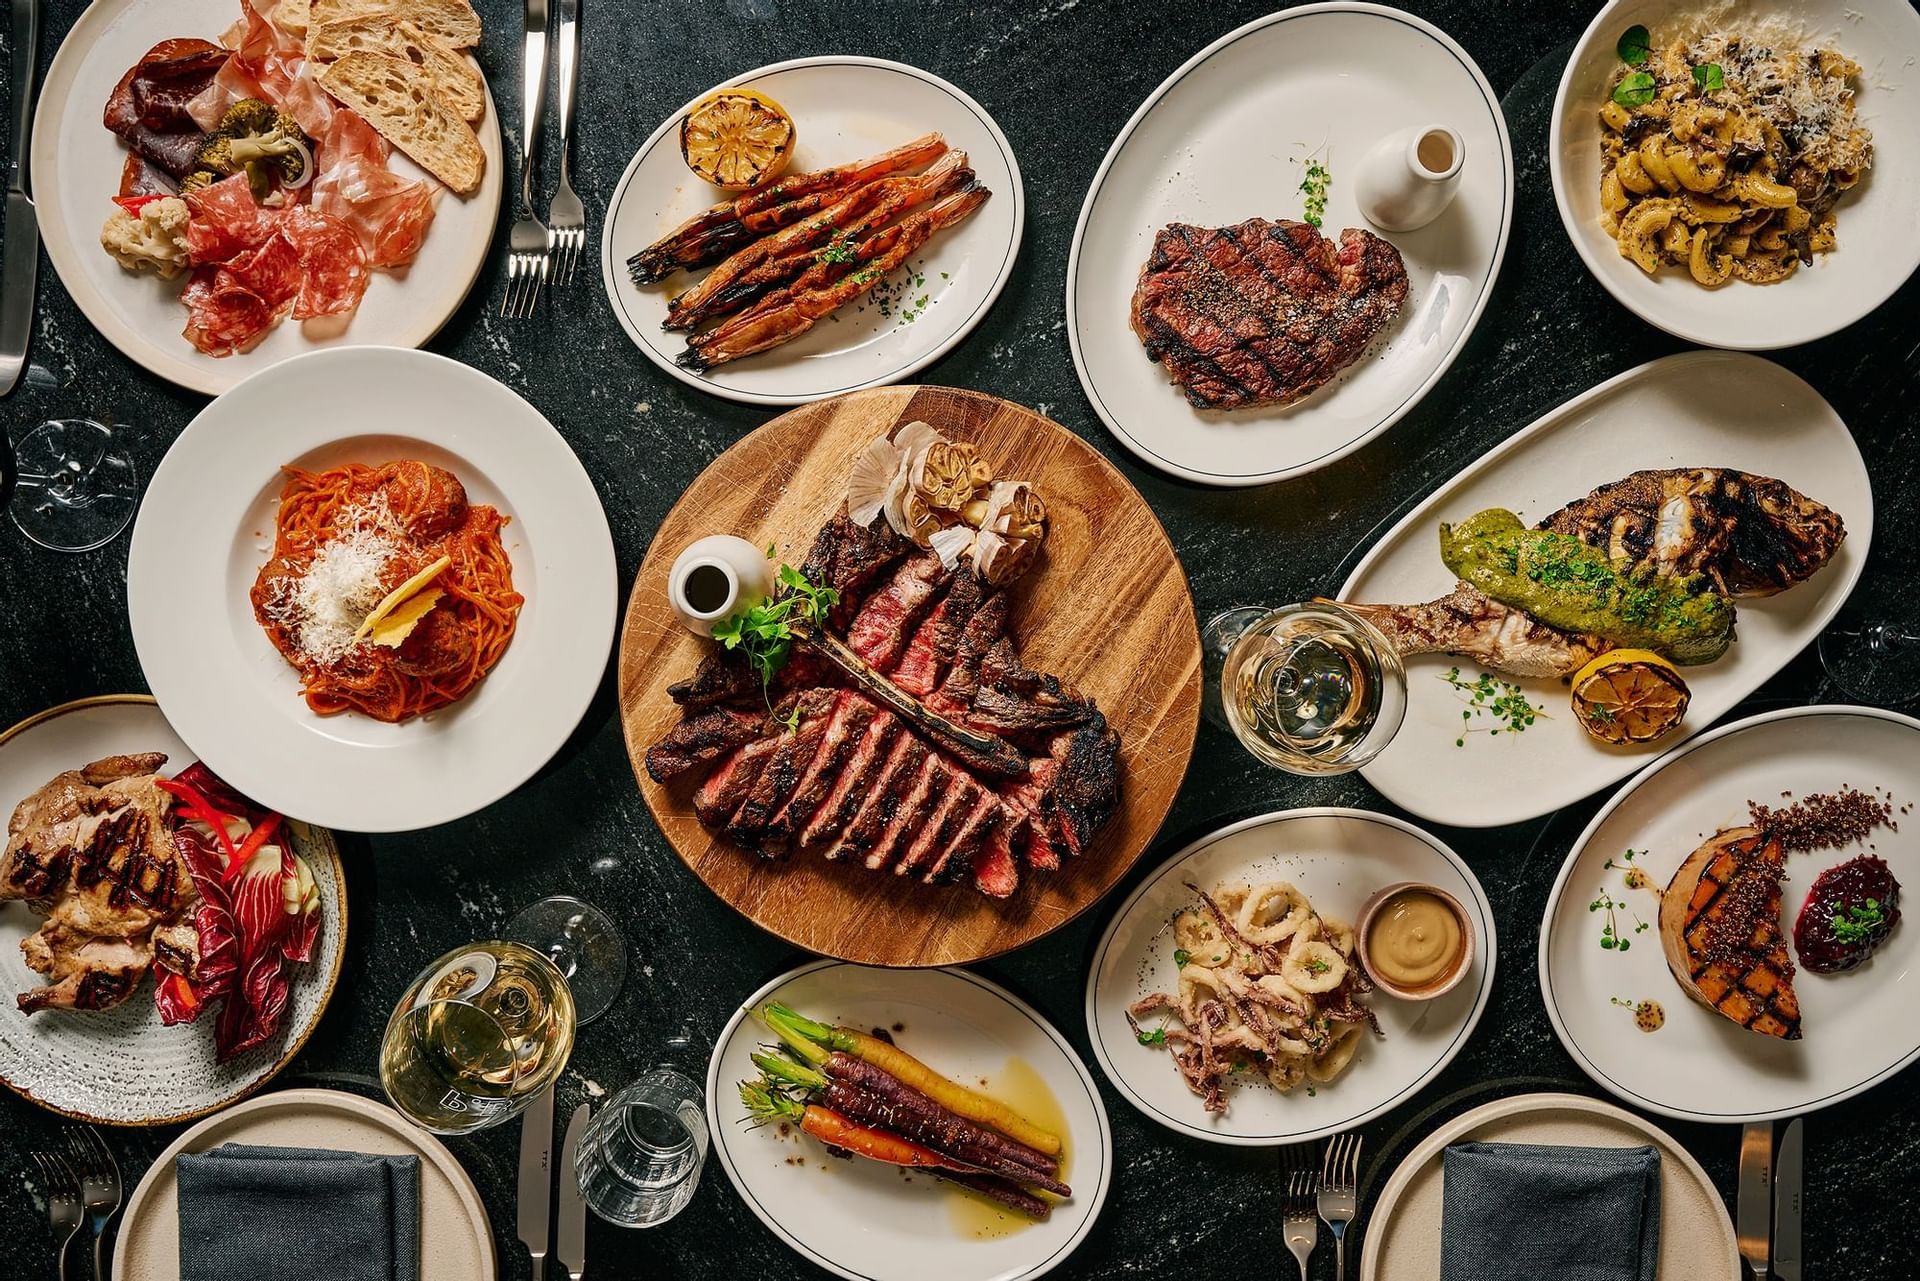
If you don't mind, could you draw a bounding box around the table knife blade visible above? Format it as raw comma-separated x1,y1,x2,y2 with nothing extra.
0,192,36,396
1737,1120,1773,1280
556,1103,589,1280
518,1086,556,1280
1773,1118,1803,1281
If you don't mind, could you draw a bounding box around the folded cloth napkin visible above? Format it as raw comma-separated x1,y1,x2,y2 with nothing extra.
176,1143,421,1281
1440,1141,1661,1281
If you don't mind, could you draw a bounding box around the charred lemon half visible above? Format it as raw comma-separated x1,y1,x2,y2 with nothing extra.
1570,649,1691,745
680,88,795,190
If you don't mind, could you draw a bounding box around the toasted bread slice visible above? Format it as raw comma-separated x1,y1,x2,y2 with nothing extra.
1660,826,1803,1040
309,18,485,121
309,0,480,49
274,0,314,35
319,51,484,194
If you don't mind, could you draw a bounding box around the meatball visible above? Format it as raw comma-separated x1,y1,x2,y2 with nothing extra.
375,461,468,542
392,607,475,678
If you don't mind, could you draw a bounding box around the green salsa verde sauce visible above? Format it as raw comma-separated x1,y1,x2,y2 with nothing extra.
1439,509,1733,665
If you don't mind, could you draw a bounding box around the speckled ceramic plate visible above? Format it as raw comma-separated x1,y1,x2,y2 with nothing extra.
1065,2,1513,486
1361,1092,1739,1280
0,697,346,1126
1541,706,1920,1123
31,0,504,396
707,961,1112,1281
601,56,1024,406
114,1088,495,1280
1085,809,1495,1146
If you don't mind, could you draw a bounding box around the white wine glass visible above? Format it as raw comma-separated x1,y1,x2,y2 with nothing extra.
379,941,577,1135
1204,601,1407,775
7,419,140,553
504,895,626,1025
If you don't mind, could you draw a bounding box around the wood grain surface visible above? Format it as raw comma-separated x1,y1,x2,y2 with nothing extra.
617,386,1201,966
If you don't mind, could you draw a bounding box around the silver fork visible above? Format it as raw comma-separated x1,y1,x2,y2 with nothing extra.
502,0,552,317
31,1149,83,1281
1283,1166,1319,1281
1318,1132,1363,1281
544,0,584,286
67,1125,123,1281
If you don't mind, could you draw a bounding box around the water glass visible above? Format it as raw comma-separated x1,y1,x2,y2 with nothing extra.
574,1066,708,1227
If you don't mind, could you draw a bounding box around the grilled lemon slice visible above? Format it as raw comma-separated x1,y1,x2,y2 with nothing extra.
680,88,795,190
1570,649,1691,745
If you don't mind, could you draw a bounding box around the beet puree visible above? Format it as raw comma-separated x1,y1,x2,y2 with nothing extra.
1793,855,1902,973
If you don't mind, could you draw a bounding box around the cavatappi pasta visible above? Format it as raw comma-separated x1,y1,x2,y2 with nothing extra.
1599,30,1872,286
1126,882,1378,1113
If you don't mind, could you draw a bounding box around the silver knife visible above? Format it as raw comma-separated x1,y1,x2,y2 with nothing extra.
2,0,41,397
1737,1120,1774,1281
556,1103,589,1281
1773,1119,1803,1281
518,1087,556,1281
516,0,550,216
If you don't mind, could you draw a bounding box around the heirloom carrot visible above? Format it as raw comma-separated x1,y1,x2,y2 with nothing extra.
740,1083,969,1170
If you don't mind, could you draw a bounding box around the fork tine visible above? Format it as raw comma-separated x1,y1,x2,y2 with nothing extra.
1344,1132,1363,1189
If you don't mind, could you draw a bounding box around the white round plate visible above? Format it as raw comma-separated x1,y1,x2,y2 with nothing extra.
126,346,617,833
0,697,345,1126
707,960,1111,1281
1541,706,1920,1123
31,0,505,397
1065,3,1513,487
1360,1092,1739,1281
601,56,1024,406
1344,351,1871,829
1086,808,1496,1146
1551,0,1920,350
114,1087,495,1281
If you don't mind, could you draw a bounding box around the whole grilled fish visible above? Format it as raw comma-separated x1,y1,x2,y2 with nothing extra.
1335,467,1844,678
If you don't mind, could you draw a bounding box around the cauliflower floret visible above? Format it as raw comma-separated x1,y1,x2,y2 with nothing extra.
100,197,192,279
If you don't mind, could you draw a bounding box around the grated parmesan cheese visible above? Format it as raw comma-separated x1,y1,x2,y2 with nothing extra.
262,495,407,668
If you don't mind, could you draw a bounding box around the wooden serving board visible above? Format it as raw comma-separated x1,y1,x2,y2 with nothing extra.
617,386,1201,967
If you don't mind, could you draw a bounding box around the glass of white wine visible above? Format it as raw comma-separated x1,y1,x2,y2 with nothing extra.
1204,601,1407,775
379,941,578,1135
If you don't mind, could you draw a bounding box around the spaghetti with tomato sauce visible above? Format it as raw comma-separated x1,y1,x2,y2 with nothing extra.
250,460,522,723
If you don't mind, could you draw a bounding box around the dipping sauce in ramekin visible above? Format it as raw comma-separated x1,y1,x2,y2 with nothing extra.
1355,882,1472,1000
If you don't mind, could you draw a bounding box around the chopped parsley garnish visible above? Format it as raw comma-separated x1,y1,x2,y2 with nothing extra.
1832,899,1886,946
1441,667,1546,746
814,230,858,265
1172,948,1192,967
1305,957,1330,976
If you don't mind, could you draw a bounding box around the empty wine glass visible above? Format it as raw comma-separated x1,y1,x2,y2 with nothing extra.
379,940,577,1135
7,419,140,552
1203,601,1407,775
573,1066,708,1227
504,895,626,1025
1819,613,1920,706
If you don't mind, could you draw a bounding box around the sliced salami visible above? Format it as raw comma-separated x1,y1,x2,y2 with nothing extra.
222,230,304,312
183,175,277,263
180,267,276,357
282,208,371,320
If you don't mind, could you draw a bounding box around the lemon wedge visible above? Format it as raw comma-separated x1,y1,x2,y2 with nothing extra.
680,88,795,190
353,555,451,644
1570,649,1691,745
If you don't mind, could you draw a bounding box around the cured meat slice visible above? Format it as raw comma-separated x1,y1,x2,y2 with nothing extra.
180,268,275,357
105,39,228,178
119,153,178,199
223,230,303,311
184,175,277,263
282,207,371,319
310,109,437,269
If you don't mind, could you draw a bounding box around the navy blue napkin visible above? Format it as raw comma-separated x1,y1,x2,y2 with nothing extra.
175,1143,421,1281
1440,1141,1661,1281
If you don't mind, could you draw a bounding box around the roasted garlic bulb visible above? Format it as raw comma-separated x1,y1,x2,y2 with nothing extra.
979,480,1046,542
974,528,1039,586
913,439,993,513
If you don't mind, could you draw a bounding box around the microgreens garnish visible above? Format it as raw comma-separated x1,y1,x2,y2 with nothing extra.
710,557,840,728
1616,24,1651,65
1692,62,1726,93
1441,667,1546,746
1613,71,1657,108
1832,898,1886,946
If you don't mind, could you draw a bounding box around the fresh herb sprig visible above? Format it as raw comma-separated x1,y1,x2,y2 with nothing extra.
1441,666,1546,746
710,552,840,729
1297,157,1332,229
1589,887,1649,951
1832,898,1886,946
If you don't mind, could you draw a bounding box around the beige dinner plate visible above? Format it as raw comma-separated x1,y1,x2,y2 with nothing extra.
1361,1091,1738,1280
115,1088,496,1281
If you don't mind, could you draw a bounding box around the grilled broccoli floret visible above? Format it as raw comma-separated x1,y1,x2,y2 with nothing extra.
184,99,314,200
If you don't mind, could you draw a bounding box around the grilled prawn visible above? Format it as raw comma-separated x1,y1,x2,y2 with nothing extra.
627,133,949,284
678,181,991,371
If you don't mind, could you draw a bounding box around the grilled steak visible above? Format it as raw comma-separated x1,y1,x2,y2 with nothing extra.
1130,218,1409,411
645,707,766,782
803,714,899,850
861,754,947,871
693,737,780,827
827,735,929,865
726,690,840,850
1660,826,1802,1040
761,696,880,854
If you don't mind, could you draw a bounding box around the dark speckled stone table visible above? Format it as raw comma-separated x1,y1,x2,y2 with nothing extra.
3,2,1917,1276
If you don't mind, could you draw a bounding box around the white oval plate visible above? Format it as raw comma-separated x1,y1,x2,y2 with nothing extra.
126,346,617,833
115,1088,495,1280
707,960,1111,1281
31,0,504,397
1540,705,1920,1123
1342,350,1871,828
1360,1092,1739,1280
1085,809,1495,1146
1551,0,1920,350
601,57,1024,406
1065,2,1513,487
0,697,345,1126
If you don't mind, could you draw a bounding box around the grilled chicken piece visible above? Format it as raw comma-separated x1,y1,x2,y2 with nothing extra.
1538,468,1845,597
1660,826,1803,1040
1333,583,1609,680
18,928,152,1013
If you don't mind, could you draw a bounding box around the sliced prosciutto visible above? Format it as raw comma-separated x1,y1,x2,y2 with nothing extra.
311,110,437,268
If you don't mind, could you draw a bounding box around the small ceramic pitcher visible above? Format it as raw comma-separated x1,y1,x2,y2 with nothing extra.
667,535,773,636
1355,125,1465,233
